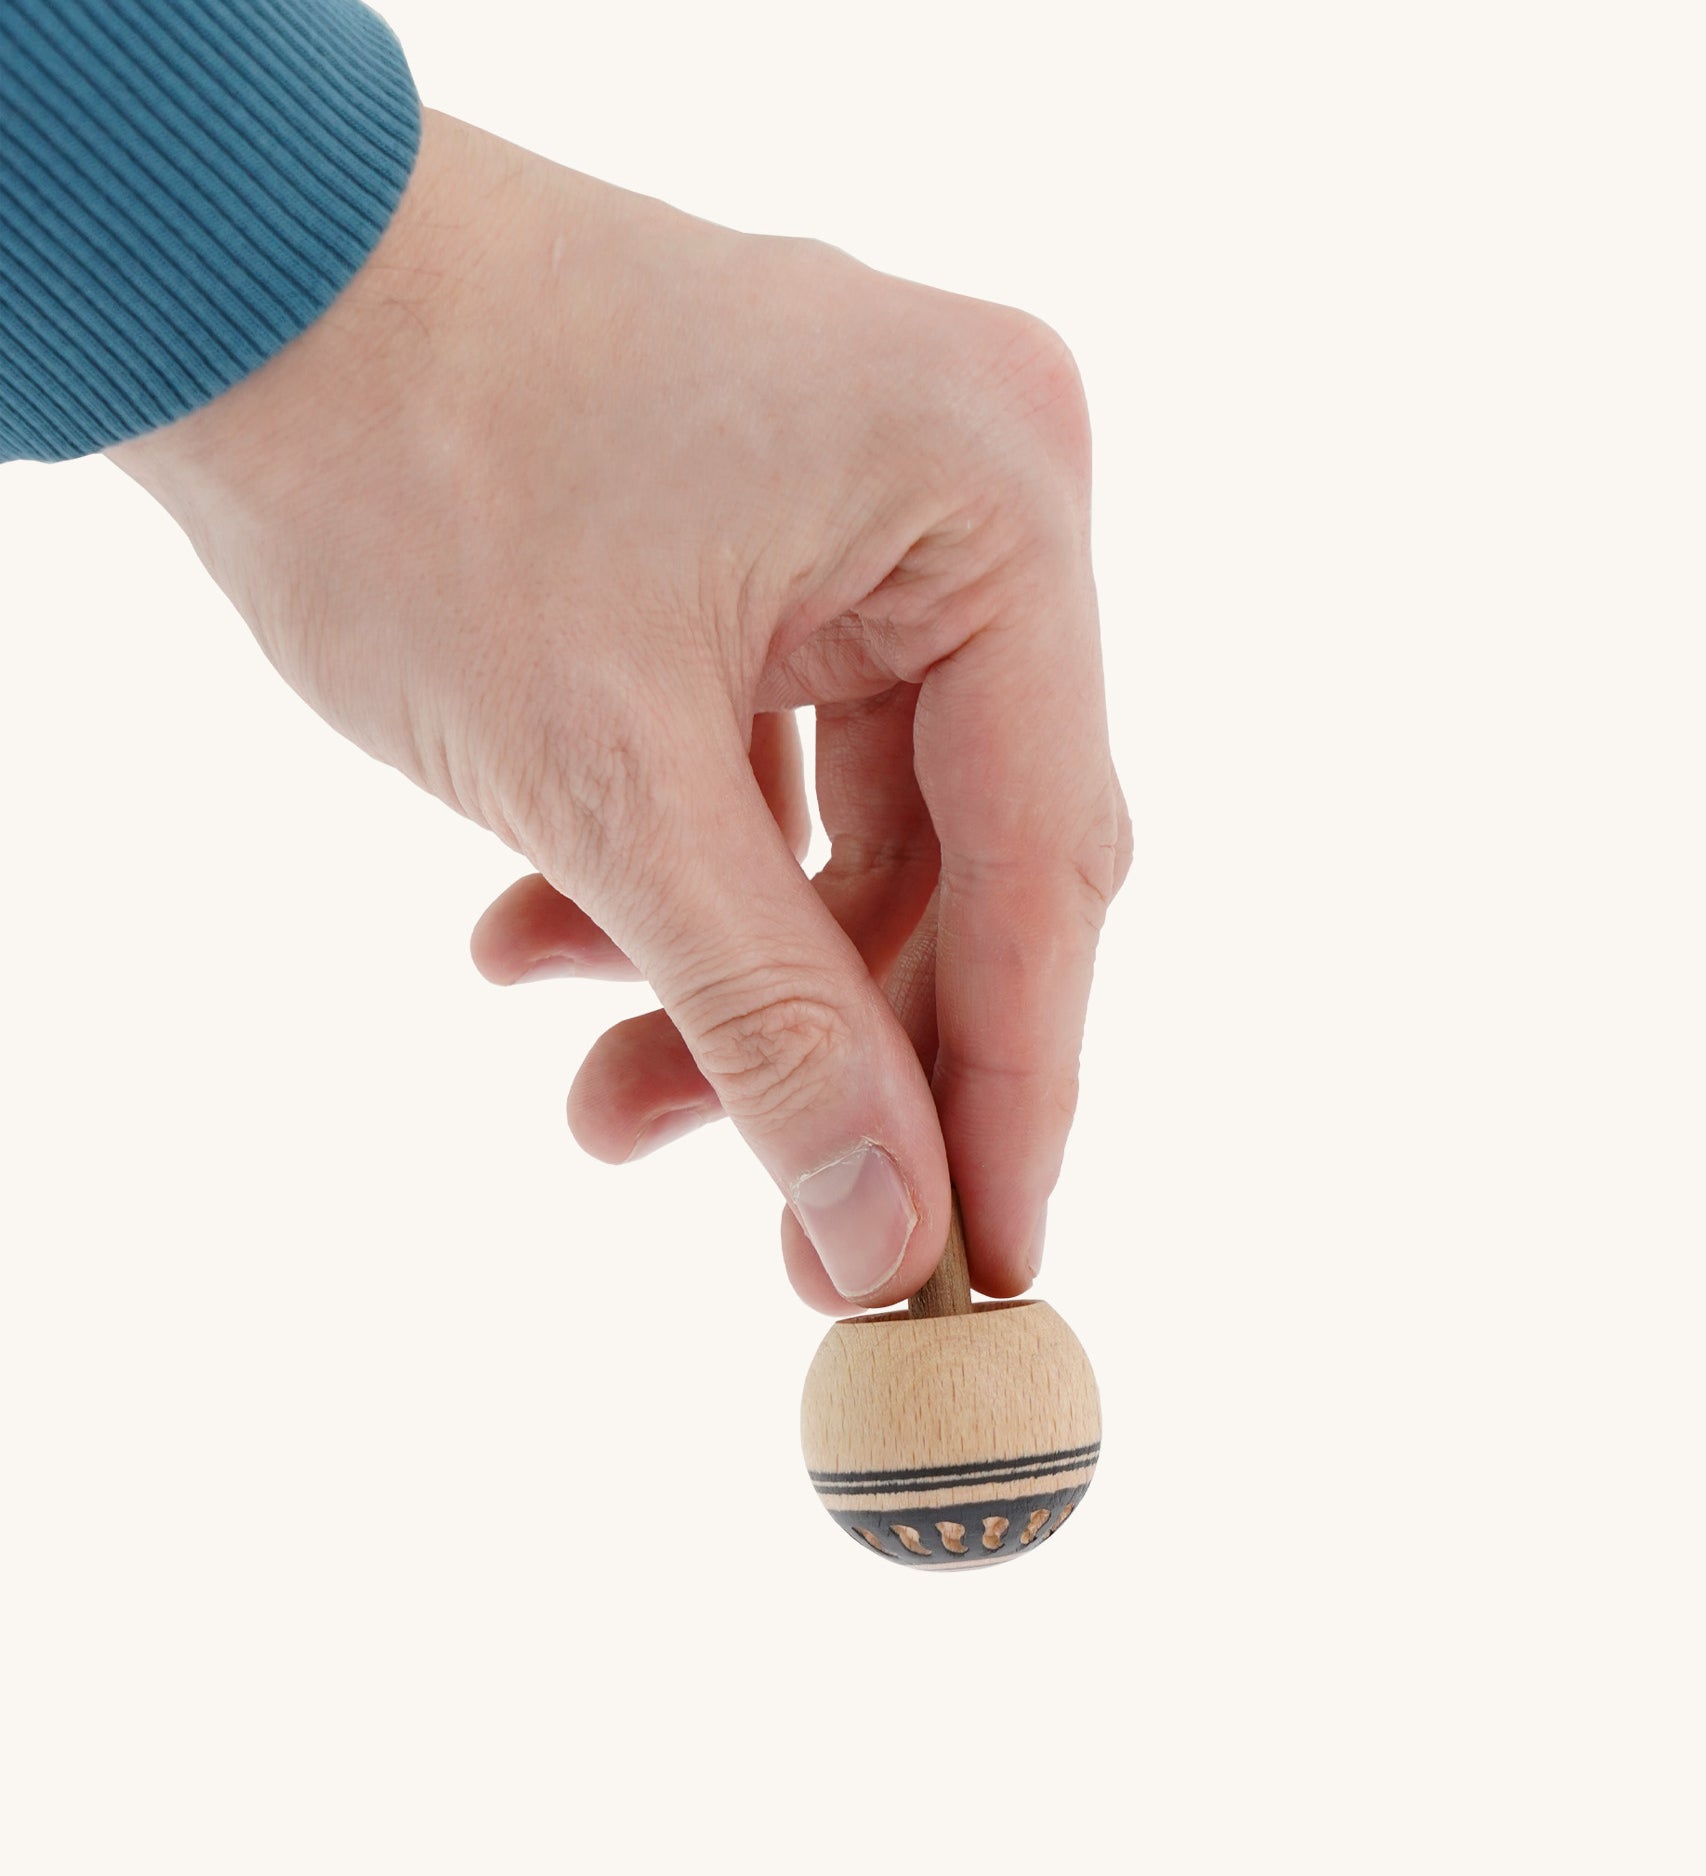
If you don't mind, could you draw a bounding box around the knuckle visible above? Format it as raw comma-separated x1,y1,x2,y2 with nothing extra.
683,976,854,1129
1074,784,1134,919
946,789,1128,944
1071,845,1119,922
1111,786,1136,897
964,304,1091,478
939,1042,1081,1132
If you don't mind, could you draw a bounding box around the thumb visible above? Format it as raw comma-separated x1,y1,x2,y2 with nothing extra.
593,726,948,1306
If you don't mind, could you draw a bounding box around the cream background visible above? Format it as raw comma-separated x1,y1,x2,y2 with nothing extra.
2,1,1701,1869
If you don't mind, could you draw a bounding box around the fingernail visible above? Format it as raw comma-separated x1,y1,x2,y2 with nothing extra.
514,954,637,984
1027,1207,1048,1281
792,1142,917,1300
513,957,583,983
625,1106,716,1162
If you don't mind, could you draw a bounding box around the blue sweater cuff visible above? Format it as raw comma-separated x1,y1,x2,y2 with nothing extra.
0,0,421,463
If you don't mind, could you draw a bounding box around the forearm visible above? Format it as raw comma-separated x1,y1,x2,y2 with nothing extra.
0,0,419,463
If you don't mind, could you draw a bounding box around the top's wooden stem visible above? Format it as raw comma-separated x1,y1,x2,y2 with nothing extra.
907,1193,974,1319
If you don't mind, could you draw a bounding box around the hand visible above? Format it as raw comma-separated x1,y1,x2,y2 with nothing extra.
111,109,1130,1311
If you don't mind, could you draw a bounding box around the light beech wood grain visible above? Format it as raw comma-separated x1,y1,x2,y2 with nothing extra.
801,1299,1100,1478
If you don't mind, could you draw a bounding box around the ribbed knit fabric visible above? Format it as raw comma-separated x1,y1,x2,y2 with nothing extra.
0,0,420,462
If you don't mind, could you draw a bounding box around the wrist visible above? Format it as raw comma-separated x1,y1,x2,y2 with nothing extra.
109,109,490,521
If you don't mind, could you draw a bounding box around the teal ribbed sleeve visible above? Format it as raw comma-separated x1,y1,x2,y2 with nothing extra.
0,0,420,463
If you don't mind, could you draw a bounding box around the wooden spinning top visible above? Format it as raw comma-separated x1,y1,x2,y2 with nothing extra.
801,1201,1100,1568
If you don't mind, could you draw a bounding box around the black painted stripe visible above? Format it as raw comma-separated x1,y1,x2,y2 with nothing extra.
815,1459,1098,1499
808,1441,1100,1487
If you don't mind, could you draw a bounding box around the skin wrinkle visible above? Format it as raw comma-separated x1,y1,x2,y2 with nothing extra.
820,835,939,883
685,989,855,1133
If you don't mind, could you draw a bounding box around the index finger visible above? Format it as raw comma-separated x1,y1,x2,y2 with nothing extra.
912,562,1130,1295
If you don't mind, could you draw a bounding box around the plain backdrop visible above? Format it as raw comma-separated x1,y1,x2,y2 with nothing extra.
2,1,1702,1870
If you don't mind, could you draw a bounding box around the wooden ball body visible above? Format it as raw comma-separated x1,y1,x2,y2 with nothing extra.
801,1300,1100,1568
